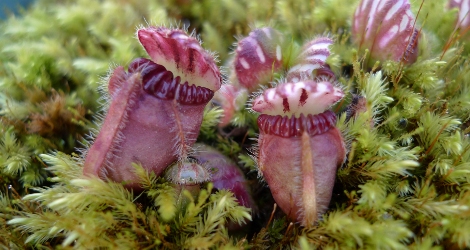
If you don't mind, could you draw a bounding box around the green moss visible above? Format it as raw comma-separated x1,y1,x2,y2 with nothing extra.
1,0,470,249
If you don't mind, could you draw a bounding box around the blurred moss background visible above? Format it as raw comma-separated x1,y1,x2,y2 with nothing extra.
0,0,34,19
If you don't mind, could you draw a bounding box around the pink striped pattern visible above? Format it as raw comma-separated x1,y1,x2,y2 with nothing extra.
138,27,221,91
449,0,470,32
233,27,283,91
352,0,419,64
286,37,333,82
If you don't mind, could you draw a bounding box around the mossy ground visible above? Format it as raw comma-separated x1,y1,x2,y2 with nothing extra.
1,0,470,249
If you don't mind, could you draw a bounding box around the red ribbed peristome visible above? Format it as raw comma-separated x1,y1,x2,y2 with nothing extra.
129,58,214,105
257,110,336,138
